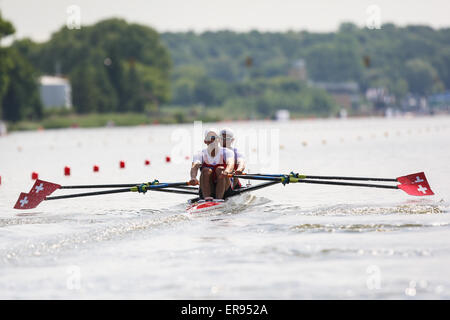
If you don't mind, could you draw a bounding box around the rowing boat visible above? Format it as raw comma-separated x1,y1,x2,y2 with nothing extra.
185,180,281,214
12,171,435,212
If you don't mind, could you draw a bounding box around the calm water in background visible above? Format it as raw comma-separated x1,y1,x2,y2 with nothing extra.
0,116,449,299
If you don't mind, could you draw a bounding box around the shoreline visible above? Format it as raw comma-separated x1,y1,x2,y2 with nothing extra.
2,110,448,133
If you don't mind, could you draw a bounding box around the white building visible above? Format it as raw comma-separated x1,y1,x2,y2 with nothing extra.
275,109,290,121
39,76,72,109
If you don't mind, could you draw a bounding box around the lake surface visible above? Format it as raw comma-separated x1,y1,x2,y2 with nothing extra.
0,116,449,299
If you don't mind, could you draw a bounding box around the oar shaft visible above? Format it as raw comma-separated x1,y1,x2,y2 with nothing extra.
298,179,399,189
60,182,190,189
250,173,397,182
61,184,136,189
304,175,396,182
235,175,399,190
46,188,132,200
46,182,196,200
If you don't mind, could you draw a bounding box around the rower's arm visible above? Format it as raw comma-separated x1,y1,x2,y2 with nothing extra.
236,158,246,173
190,162,201,180
224,159,235,174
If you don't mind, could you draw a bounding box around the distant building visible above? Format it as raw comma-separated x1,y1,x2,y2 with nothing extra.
39,76,72,109
428,91,450,113
366,87,396,113
312,81,360,111
400,94,429,114
275,109,290,121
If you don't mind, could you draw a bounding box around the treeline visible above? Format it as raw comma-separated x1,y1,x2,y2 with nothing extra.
1,13,171,122
163,23,450,104
2,11,450,123
12,18,171,115
0,12,42,122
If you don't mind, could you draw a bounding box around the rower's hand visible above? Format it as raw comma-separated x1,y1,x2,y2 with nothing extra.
234,170,243,175
222,171,232,177
189,178,199,186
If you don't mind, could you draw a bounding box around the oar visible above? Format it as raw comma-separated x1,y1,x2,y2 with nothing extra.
14,180,195,209
46,186,198,200
234,175,398,189
231,174,434,196
244,172,397,182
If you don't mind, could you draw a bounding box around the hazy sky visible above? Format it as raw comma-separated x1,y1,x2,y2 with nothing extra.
1,0,449,43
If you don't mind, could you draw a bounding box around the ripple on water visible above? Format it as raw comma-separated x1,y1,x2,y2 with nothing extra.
290,222,449,233
0,213,189,266
261,201,447,216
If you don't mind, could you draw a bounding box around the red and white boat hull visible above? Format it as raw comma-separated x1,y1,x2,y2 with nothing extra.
186,199,226,214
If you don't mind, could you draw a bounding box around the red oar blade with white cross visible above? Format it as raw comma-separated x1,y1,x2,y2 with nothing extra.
396,172,434,196
13,180,61,210
28,179,61,197
14,192,44,209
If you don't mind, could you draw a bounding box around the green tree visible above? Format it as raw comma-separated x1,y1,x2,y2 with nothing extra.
1,48,42,121
20,18,171,114
404,59,442,96
0,12,15,117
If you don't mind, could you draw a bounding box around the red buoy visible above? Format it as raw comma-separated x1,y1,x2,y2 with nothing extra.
144,160,150,166
31,172,38,180
0,175,2,185
120,161,125,169
165,156,171,163
93,165,99,172
64,166,71,176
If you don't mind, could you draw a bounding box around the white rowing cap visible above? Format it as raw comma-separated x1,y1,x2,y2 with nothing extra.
220,127,235,140
204,128,219,142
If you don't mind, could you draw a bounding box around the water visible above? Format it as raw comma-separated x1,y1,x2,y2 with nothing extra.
0,116,449,299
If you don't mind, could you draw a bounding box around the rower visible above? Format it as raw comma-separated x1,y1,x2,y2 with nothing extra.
189,128,235,200
219,127,245,191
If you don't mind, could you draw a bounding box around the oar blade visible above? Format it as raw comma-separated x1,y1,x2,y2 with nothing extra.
397,172,434,196
28,179,61,197
14,192,44,209
398,184,434,196
14,179,62,209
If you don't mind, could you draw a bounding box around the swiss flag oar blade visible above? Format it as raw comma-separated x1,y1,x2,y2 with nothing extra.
28,179,61,197
14,179,61,209
14,192,44,209
398,184,434,196
397,172,434,196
